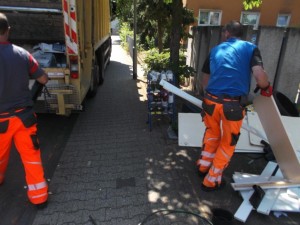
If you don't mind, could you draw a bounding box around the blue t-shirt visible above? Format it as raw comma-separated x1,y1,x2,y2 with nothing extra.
0,42,45,113
204,38,259,97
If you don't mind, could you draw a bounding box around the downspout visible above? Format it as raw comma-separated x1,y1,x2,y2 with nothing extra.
273,28,288,91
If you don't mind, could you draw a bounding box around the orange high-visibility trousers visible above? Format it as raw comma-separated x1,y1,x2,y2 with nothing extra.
0,115,48,204
197,97,245,188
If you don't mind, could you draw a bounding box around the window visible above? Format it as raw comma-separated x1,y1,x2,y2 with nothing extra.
240,12,260,29
198,10,222,26
277,14,291,27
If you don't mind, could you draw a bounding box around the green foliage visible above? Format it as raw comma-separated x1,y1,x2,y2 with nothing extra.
144,35,156,49
178,50,196,78
182,7,196,42
163,0,262,11
137,0,171,52
116,0,133,24
119,22,133,50
144,48,170,72
144,48,196,84
178,65,196,78
243,0,262,10
182,7,195,25
137,1,194,52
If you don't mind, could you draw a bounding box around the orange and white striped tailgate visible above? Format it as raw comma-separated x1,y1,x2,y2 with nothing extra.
63,0,78,55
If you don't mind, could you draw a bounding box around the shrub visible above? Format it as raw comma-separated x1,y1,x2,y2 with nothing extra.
144,48,196,84
119,22,133,51
144,48,170,72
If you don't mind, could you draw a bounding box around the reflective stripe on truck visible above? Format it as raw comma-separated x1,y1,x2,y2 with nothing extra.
63,0,78,55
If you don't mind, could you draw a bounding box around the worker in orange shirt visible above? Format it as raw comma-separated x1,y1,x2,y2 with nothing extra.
0,13,49,208
196,20,272,192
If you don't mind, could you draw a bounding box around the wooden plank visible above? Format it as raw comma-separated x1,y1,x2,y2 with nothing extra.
232,180,300,191
233,162,278,201
233,173,283,184
253,95,300,182
233,162,278,223
257,170,283,215
287,187,300,199
280,116,300,159
233,176,284,186
248,112,300,158
271,186,300,212
272,188,300,212
233,162,300,216
258,188,281,215
234,191,254,223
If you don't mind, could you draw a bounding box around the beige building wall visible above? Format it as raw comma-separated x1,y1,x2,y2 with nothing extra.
184,0,300,27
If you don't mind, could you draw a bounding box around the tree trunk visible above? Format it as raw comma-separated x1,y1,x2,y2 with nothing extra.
157,19,164,53
170,0,183,86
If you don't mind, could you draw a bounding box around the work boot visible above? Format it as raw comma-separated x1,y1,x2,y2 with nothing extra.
201,180,226,192
35,201,48,210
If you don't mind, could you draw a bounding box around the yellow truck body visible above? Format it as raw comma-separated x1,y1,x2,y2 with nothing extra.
1,0,112,115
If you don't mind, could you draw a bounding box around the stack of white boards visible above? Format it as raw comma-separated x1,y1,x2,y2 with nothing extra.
232,95,300,222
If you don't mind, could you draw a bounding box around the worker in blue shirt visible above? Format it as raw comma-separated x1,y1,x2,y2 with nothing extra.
196,20,272,192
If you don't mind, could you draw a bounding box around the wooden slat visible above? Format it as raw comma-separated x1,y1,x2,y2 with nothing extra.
233,162,278,223
234,191,254,223
248,111,300,155
272,188,300,212
257,170,283,215
253,95,300,182
232,180,300,191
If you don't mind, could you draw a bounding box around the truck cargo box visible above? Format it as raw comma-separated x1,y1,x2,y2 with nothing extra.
0,0,112,116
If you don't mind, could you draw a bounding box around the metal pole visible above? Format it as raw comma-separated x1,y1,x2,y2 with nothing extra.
133,0,137,80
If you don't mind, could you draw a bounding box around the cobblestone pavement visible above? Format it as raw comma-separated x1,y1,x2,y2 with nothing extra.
32,36,300,225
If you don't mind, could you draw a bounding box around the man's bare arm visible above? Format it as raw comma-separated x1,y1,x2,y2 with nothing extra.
252,65,270,89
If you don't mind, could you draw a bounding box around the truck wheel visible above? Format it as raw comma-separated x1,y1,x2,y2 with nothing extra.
87,63,99,98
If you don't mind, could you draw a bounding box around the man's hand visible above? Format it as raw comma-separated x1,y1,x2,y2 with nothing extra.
254,83,273,97
260,84,273,97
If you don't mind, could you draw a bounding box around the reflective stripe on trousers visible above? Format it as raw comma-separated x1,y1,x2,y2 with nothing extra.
0,116,48,204
198,98,244,187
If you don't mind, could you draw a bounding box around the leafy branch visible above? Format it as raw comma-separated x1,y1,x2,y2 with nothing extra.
243,0,262,10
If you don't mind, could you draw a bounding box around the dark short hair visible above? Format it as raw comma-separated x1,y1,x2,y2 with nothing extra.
0,13,9,35
225,20,243,38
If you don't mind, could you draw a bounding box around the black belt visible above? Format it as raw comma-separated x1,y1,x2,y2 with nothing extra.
0,107,33,119
205,92,241,103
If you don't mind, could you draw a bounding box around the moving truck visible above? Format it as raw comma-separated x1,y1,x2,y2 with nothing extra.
0,0,112,115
